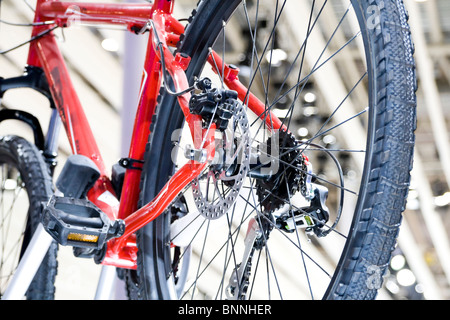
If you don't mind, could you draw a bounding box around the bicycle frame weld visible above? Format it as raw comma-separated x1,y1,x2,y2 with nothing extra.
23,0,282,269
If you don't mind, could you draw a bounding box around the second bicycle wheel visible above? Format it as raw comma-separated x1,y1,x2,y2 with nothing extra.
133,0,416,300
0,135,58,299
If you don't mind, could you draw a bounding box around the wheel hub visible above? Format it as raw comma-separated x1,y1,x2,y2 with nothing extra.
256,129,309,213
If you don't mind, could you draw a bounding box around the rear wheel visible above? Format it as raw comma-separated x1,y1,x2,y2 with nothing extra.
133,0,416,300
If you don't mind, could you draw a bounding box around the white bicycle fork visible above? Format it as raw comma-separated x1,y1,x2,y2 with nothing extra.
2,224,53,299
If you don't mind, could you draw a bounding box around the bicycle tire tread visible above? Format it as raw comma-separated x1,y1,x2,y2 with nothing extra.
0,135,58,300
331,0,416,299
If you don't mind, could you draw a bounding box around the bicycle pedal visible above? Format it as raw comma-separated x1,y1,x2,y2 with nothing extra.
42,196,125,250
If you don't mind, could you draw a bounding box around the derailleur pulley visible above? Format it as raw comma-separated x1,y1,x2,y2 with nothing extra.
276,183,330,237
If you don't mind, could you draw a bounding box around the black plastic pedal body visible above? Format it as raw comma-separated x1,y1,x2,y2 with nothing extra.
42,196,125,250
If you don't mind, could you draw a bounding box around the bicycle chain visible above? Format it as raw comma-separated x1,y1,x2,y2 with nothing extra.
228,247,255,300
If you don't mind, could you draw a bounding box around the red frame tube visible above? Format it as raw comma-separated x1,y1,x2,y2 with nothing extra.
39,1,152,30
117,29,162,221
27,0,282,269
207,50,285,132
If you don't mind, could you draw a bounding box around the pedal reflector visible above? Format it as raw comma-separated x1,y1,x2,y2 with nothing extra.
67,233,99,243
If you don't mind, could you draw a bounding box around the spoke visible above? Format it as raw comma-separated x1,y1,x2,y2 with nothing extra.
260,213,333,279
190,219,211,299
240,0,288,133
252,25,362,129
1,232,25,269
275,32,360,124
1,184,25,274
216,203,236,300
179,209,256,299
284,177,314,299
301,106,368,146
250,29,362,130
263,0,282,131
241,0,272,107
247,180,284,299
247,85,369,198
216,180,257,299
169,211,204,244
247,247,262,299
176,181,260,298
223,205,241,298
296,71,368,150
168,216,208,282
269,0,328,110
245,181,349,241
0,165,29,295
249,145,358,196
283,0,316,131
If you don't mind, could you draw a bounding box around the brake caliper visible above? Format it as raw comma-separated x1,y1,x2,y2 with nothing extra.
189,77,238,131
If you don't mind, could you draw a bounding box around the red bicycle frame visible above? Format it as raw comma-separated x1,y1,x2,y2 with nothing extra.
28,0,283,269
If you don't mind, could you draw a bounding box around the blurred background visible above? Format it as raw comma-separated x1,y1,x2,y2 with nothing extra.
0,0,449,300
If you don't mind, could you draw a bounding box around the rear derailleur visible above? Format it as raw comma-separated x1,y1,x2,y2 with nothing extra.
275,183,330,237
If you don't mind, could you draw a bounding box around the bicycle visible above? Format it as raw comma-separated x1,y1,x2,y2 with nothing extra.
0,0,417,300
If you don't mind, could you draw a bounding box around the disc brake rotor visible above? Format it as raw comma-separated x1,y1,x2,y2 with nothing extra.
191,102,250,220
